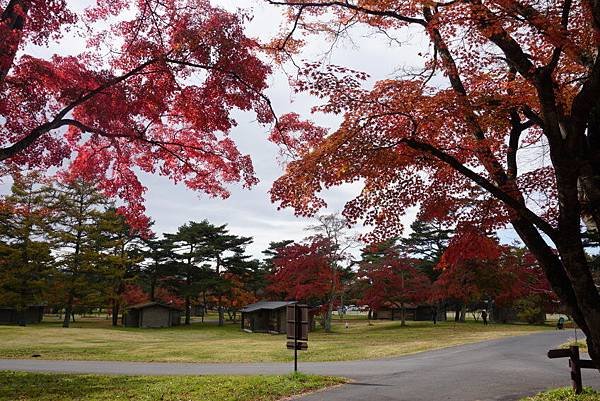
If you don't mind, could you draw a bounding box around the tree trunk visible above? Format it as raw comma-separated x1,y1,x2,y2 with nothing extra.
324,299,334,332
150,279,156,302
0,0,30,84
460,305,466,322
111,300,119,327
63,307,71,328
185,296,191,325
454,304,461,322
218,296,224,327
63,293,74,328
400,303,406,327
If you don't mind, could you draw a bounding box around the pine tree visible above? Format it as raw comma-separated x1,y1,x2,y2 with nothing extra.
92,208,143,326
0,172,54,325
399,219,453,280
49,177,109,328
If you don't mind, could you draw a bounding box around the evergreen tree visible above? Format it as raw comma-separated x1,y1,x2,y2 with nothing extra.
92,208,143,326
49,177,109,328
0,172,54,325
399,219,453,280
139,235,171,302
164,221,217,325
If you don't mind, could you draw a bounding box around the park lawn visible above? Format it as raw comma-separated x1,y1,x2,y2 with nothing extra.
0,317,551,363
521,387,600,400
0,371,344,401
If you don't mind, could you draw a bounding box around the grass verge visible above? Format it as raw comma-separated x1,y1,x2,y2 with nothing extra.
0,317,551,363
560,340,588,352
521,387,600,400
0,371,345,401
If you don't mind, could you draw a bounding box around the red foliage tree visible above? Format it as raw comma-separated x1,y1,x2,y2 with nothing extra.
0,1,273,226
154,287,185,309
267,237,340,329
266,0,600,364
432,231,554,321
121,284,150,308
359,250,431,326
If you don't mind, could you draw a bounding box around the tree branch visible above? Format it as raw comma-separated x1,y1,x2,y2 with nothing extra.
266,1,427,26
501,0,593,68
399,137,559,242
0,57,162,161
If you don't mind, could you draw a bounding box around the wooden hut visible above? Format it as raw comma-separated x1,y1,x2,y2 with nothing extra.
372,303,447,322
240,301,298,334
0,306,44,325
123,302,182,328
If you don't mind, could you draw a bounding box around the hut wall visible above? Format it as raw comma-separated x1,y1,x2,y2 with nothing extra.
0,306,44,324
375,309,393,320
124,310,140,327
170,310,182,326
140,305,171,328
0,308,15,324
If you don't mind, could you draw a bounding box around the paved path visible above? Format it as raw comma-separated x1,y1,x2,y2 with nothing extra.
1,330,598,400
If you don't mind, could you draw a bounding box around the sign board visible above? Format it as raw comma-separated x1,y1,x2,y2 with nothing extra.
286,304,309,342
286,341,308,350
286,304,309,372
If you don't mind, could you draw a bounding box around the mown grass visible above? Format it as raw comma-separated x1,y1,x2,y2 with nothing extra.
560,340,589,352
0,317,551,363
0,371,344,401
521,387,600,401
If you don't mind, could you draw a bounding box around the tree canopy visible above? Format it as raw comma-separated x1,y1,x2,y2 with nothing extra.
266,0,600,365
0,0,274,227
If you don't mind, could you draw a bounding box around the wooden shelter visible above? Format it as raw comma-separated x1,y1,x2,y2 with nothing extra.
123,302,182,328
0,305,44,325
240,301,298,334
372,303,447,321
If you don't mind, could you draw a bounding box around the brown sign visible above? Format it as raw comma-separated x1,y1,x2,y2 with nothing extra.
286,341,308,350
286,304,309,342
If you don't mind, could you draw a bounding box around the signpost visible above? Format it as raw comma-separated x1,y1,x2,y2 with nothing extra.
286,304,309,372
547,345,596,394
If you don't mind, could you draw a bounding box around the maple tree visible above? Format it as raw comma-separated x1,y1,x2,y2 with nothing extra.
0,0,273,225
267,237,341,330
359,246,431,326
121,284,150,308
266,0,600,365
220,272,257,322
433,232,554,322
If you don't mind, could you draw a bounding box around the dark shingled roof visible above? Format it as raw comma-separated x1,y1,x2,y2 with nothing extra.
240,301,297,313
125,302,183,311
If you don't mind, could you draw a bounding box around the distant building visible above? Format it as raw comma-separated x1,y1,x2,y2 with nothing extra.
372,303,447,322
240,300,319,334
0,306,44,325
123,302,182,328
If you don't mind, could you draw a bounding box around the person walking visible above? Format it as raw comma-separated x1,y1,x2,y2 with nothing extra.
481,309,488,326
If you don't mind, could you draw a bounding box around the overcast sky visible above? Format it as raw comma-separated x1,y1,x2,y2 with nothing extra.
13,1,520,259
139,1,426,258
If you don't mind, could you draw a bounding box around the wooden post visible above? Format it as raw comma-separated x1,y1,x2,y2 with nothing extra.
570,345,583,394
294,304,298,372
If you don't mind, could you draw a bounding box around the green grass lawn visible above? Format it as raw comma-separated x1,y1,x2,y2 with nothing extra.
0,371,344,401
521,387,600,400
0,316,551,363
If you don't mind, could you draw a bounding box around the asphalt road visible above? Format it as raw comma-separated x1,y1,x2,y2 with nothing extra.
0,330,598,400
